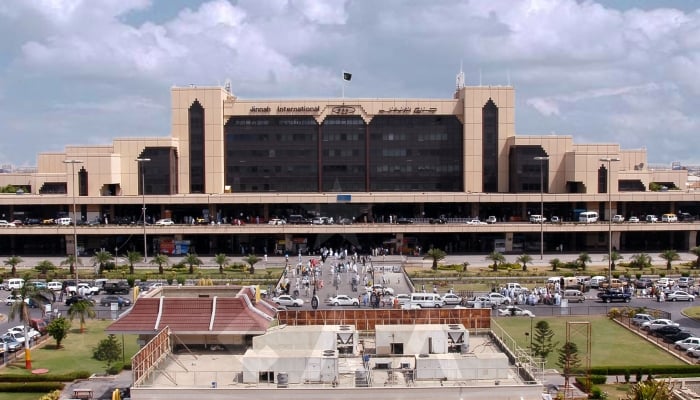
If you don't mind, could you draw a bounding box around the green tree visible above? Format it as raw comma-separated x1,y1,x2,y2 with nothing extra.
243,254,261,274
658,249,680,271
46,316,71,349
604,250,623,271
549,258,563,272
5,255,23,277
183,253,202,274
557,341,582,388
60,254,83,276
516,254,533,272
214,253,230,274
530,320,558,359
93,334,122,374
150,254,170,274
126,250,142,274
424,248,447,271
9,280,52,369
91,250,113,274
576,252,592,270
630,253,652,270
486,251,506,272
626,379,673,400
34,260,56,275
68,299,96,333
691,246,700,269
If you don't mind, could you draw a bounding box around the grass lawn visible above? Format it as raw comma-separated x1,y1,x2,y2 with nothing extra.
683,306,700,320
494,315,682,369
2,319,140,376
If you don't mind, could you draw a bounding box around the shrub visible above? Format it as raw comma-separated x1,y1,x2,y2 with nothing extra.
0,382,65,392
176,275,186,285
126,276,135,287
624,369,630,383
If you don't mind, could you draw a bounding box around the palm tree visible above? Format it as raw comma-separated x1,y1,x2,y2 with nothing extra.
9,282,53,369
150,254,170,274
549,258,563,272
60,254,83,276
183,253,202,274
659,249,680,271
34,260,56,276
486,251,506,272
5,255,23,277
68,299,96,333
516,254,533,272
631,253,652,270
126,250,142,275
576,252,591,270
692,246,700,269
214,253,230,274
423,248,447,271
243,254,261,274
604,250,623,271
91,250,113,274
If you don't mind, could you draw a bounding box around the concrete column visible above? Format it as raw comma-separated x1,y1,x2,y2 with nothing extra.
688,231,697,251
505,232,514,252
612,231,621,252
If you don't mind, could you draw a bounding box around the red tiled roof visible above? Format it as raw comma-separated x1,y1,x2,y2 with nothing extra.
107,295,272,335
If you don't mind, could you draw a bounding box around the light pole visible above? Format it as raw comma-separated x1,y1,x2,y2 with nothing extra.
534,156,549,260
136,158,151,263
63,159,83,283
600,157,620,283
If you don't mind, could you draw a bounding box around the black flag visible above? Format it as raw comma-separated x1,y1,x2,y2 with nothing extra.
343,72,352,81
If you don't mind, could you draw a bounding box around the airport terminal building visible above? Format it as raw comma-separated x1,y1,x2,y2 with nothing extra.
0,82,697,257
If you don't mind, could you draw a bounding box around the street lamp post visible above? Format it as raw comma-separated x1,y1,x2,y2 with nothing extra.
63,159,83,284
534,156,549,260
136,158,151,263
600,157,620,283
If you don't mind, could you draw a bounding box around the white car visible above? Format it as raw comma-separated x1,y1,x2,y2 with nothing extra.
612,215,625,223
628,216,640,223
4,295,25,306
675,337,700,351
487,292,511,306
687,347,700,358
467,219,487,225
328,294,359,306
272,295,304,307
441,293,463,305
366,285,394,296
47,281,63,292
154,218,174,226
642,319,679,331
498,306,535,317
667,290,695,302
0,220,16,227
395,294,410,305
268,218,286,225
7,326,41,340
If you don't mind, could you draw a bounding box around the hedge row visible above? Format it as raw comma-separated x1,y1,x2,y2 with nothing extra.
0,371,90,382
0,382,64,392
583,365,700,376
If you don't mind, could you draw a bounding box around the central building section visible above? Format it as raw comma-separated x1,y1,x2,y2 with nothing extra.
171,86,515,195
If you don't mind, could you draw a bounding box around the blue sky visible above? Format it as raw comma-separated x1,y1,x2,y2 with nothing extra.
1,0,699,167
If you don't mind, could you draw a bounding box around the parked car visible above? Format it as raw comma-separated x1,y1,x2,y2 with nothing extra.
631,313,654,326
1,336,22,352
394,294,410,305
441,293,463,305
634,278,654,289
687,346,700,358
327,295,359,307
154,218,174,226
645,215,658,223
678,277,694,288
487,292,511,306
366,285,394,296
272,295,304,307
674,337,700,351
628,216,640,223
650,325,682,338
663,331,693,344
65,295,96,306
486,216,498,224
498,306,535,317
5,295,24,306
612,215,625,223
47,281,63,292
465,296,495,308
100,295,132,308
666,290,695,302
7,326,41,341
268,218,286,225
662,213,678,223
642,318,679,332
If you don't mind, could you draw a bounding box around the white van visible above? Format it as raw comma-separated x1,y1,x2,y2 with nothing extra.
56,217,72,226
579,211,599,223
562,289,585,303
407,293,445,308
47,281,63,291
7,278,25,290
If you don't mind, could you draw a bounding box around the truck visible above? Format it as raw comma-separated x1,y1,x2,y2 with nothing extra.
597,289,631,303
101,281,130,295
66,282,101,296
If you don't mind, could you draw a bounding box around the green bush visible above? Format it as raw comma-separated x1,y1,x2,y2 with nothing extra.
0,382,64,392
590,375,606,384
590,386,603,399
0,371,90,382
